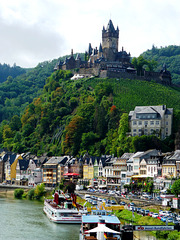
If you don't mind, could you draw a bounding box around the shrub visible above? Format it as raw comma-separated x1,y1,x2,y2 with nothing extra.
28,189,35,200
34,183,46,200
14,189,24,199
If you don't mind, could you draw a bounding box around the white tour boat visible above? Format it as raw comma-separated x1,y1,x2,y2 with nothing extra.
43,191,87,224
79,210,121,240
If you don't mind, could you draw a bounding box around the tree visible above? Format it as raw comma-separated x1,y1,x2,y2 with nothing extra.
34,183,46,199
171,179,180,197
132,55,148,76
10,115,22,131
63,115,85,155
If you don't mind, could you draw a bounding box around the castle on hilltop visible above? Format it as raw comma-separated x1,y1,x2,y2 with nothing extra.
55,20,171,85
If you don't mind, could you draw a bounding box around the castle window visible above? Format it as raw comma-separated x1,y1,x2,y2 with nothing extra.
150,121,154,125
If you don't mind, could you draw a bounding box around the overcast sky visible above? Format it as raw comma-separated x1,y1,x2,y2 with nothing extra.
0,0,179,68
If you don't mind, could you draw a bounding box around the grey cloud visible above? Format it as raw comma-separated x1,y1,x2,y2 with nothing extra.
0,18,66,67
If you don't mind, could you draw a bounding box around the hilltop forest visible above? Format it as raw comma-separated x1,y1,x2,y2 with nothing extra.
0,45,180,157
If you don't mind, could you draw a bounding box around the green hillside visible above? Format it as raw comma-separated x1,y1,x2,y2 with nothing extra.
1,69,180,157
142,45,180,84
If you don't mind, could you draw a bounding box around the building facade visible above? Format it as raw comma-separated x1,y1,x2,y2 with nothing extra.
129,105,173,139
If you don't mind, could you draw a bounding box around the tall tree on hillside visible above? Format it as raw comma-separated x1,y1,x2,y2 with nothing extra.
63,115,85,155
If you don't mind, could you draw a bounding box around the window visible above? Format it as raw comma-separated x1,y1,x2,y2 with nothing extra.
139,121,142,125
156,121,159,125
133,129,136,132
166,122,168,125
150,121,154,125
139,129,142,132
144,129,148,132
166,115,168,118
144,121,148,125
133,121,137,125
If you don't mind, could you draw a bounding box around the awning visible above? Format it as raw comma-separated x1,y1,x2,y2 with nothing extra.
63,173,79,176
85,223,120,234
131,175,148,179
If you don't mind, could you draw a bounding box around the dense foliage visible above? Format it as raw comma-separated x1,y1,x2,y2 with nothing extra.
0,60,57,122
0,63,26,83
1,68,180,157
142,45,180,84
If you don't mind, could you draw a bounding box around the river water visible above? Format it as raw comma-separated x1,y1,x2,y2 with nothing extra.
0,197,80,240
0,196,157,240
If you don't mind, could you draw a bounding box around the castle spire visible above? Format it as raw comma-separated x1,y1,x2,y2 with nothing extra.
106,19,115,32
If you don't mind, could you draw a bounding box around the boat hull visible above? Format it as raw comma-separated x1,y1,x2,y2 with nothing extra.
43,199,82,224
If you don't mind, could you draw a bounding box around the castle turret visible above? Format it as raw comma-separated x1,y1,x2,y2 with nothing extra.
102,19,119,61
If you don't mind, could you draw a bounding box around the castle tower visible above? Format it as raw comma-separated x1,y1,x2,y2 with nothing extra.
102,19,119,61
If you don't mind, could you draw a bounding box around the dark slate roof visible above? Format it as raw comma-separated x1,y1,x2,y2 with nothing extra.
120,153,134,160
44,156,68,165
9,154,17,165
106,19,115,32
1,153,9,162
84,156,112,167
19,159,29,171
170,150,180,160
99,43,102,53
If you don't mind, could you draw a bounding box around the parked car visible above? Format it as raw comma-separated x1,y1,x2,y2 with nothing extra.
106,199,111,204
110,200,116,205
155,196,162,201
130,202,135,206
140,209,145,215
165,211,172,217
158,211,167,216
145,210,150,215
161,216,168,222
120,201,126,206
152,213,159,218
167,217,173,223
136,207,142,213
92,200,97,205
130,206,136,211
148,212,154,217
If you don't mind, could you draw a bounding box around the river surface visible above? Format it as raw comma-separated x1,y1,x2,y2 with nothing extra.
0,197,80,240
0,196,158,240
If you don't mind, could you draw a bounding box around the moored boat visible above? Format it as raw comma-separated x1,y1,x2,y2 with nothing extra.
79,210,121,240
43,191,87,224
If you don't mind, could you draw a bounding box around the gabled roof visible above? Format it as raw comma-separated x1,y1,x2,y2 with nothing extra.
19,159,30,171
44,156,68,165
120,153,134,160
129,105,173,120
170,150,180,160
9,154,17,165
